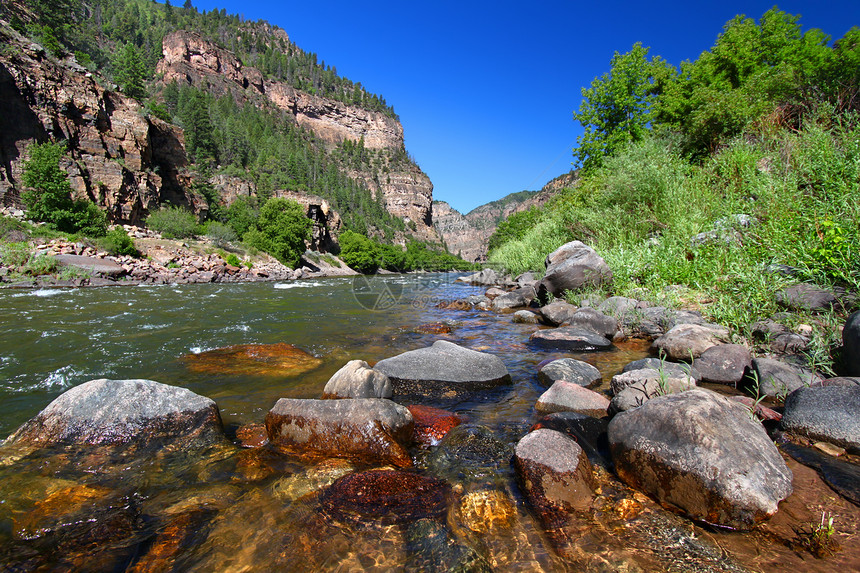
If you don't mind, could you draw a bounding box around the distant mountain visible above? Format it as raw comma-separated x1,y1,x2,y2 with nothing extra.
434,171,577,261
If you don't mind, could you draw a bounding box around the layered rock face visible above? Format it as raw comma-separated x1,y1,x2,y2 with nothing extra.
0,24,194,223
158,30,436,240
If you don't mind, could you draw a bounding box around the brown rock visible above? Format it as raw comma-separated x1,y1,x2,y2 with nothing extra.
407,404,465,446
320,469,452,524
182,343,322,378
235,423,268,448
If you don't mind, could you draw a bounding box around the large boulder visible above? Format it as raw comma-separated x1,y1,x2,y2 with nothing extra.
538,358,601,388
567,308,619,339
651,323,730,361
265,398,414,467
322,360,392,399
514,429,596,527
491,286,536,311
535,381,610,417
608,388,793,529
608,369,697,415
5,379,224,449
539,301,578,326
844,311,860,376
53,254,126,278
537,241,612,300
691,344,751,386
776,283,841,312
781,385,860,453
529,326,612,351
621,358,700,382
374,340,511,401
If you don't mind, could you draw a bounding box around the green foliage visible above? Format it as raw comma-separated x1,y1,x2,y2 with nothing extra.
112,42,148,99
488,206,544,253
205,221,238,247
22,253,59,276
242,198,311,267
38,25,63,57
97,227,140,257
337,229,380,274
337,230,473,274
573,43,673,172
225,253,241,267
21,141,107,237
145,205,198,238
225,196,259,238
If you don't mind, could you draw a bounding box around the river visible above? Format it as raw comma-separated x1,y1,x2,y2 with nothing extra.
0,274,855,571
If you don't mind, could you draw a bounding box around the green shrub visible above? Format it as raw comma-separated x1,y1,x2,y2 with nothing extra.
338,230,380,274
206,221,238,247
0,243,32,268
22,253,58,276
242,198,311,267
146,205,198,239
21,141,107,237
98,227,139,257
225,253,241,267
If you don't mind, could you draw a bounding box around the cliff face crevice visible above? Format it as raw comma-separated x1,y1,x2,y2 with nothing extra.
0,24,195,223
157,30,436,241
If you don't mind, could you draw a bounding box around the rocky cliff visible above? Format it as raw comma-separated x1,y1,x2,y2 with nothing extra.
434,172,578,262
157,30,436,241
0,23,198,224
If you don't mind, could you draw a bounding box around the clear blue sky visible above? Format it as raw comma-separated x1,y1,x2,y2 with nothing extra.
191,0,859,214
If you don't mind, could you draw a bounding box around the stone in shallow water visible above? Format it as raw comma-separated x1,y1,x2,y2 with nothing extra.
5,378,224,450
407,404,465,446
535,381,610,417
265,398,414,467
609,388,793,529
182,343,322,377
322,360,392,399
320,469,452,524
529,326,612,351
425,424,512,486
538,358,602,388
374,340,511,401
456,489,517,533
781,385,860,453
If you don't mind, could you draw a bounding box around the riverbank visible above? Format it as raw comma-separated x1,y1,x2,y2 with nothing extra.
0,209,357,288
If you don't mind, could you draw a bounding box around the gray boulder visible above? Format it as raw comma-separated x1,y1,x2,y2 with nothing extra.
776,283,841,312
567,308,619,339
322,360,392,399
265,398,414,467
457,268,503,286
692,344,751,386
374,340,511,401
537,241,612,300
652,323,730,361
491,285,536,311
843,311,860,376
538,358,601,388
622,358,700,382
535,381,610,417
539,301,578,326
5,379,224,449
529,326,612,351
53,254,126,278
781,385,860,453
609,388,793,529
512,310,540,324
610,368,696,396
749,357,822,398
608,369,696,415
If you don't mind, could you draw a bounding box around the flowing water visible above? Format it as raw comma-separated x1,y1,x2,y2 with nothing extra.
0,275,856,571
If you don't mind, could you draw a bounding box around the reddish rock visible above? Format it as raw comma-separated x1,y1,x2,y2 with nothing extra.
235,423,269,448
729,396,782,422
127,510,213,573
321,469,452,524
415,322,453,334
407,405,465,446
182,343,322,378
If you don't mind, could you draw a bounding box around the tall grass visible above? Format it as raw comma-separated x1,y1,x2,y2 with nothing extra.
489,121,859,343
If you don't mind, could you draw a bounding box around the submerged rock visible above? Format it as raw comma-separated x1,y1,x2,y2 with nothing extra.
425,424,512,486
322,360,392,399
407,404,465,446
182,343,322,377
609,388,792,529
529,326,612,351
321,469,452,524
265,398,414,467
374,340,511,402
781,385,860,453
5,378,224,449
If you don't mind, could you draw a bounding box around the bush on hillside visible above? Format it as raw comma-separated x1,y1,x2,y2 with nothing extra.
21,141,107,237
242,198,311,267
146,206,199,239
205,221,238,247
97,227,140,257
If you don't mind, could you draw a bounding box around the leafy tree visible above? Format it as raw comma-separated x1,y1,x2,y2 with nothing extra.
225,196,259,238
488,206,544,253
243,198,311,267
21,141,107,236
112,42,148,99
337,230,380,274
573,43,672,172
145,205,198,238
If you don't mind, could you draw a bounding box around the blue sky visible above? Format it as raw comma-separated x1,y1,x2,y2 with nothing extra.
191,0,860,214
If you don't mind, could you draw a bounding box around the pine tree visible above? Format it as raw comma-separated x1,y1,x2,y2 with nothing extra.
113,42,148,100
